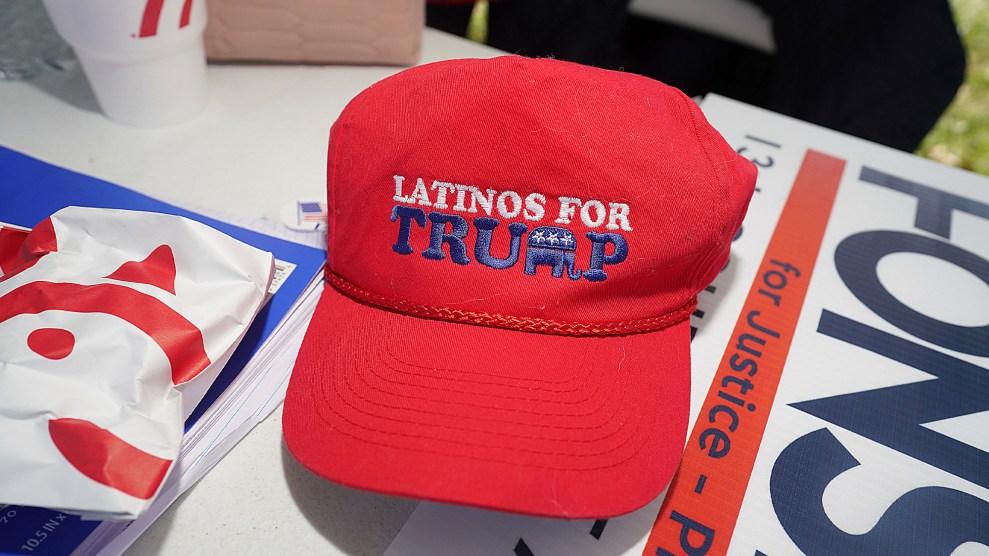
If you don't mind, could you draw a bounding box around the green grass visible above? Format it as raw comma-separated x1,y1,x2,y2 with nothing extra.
917,0,989,175
466,1,489,44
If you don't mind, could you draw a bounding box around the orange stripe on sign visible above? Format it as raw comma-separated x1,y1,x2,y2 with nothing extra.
645,150,845,556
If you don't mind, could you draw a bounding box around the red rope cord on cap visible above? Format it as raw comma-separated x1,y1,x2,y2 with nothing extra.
325,269,696,337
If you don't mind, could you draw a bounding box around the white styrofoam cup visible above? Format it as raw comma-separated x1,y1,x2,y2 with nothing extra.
41,0,208,127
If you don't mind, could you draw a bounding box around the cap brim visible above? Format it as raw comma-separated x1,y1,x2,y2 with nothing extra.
283,283,691,519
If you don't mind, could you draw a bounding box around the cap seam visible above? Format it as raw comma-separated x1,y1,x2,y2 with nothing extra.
347,352,633,438
311,376,658,468
368,344,611,411
678,89,730,285
326,113,348,271
378,334,596,386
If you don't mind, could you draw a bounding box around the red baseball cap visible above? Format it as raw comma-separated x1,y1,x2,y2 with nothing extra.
283,56,756,518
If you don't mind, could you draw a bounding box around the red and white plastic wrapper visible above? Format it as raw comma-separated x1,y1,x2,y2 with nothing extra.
0,207,274,520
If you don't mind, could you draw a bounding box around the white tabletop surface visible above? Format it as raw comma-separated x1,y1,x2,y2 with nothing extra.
0,27,502,556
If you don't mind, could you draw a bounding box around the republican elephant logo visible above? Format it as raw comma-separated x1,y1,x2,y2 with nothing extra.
524,226,583,280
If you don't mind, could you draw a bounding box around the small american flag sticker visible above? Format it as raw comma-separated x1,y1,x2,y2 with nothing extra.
297,201,327,223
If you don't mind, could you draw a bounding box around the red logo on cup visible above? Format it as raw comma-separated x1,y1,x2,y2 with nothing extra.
139,0,194,38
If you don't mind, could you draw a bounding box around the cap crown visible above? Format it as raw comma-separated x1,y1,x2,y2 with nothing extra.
326,56,755,330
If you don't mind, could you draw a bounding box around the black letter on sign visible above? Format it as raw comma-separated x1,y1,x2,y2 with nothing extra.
656,511,715,556
860,166,989,239
834,230,989,356
771,428,989,555
800,311,989,490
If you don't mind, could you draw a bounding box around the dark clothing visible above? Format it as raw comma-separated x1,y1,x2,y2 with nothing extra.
750,0,967,151
428,0,966,152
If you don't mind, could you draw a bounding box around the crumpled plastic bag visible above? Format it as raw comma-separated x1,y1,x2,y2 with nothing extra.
0,207,274,520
